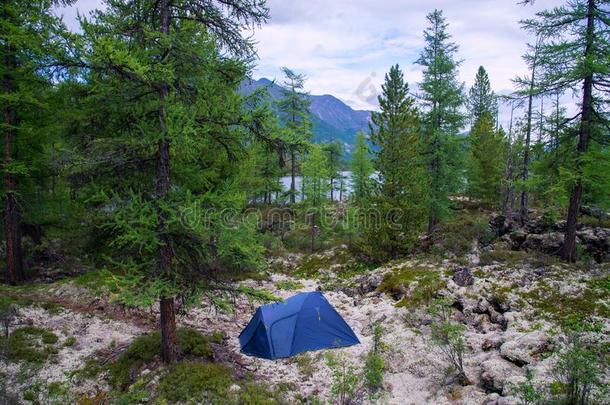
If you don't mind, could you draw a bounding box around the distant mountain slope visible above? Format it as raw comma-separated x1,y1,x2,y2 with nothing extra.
240,78,371,147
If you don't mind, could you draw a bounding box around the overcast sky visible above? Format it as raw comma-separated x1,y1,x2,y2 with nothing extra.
57,0,569,126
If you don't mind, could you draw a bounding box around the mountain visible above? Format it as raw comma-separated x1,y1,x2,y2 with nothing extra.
240,78,372,149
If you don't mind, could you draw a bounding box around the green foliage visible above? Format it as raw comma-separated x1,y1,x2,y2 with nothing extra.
326,352,362,405
550,333,609,405
158,362,233,403
468,66,497,125
508,368,545,405
275,280,304,290
428,300,468,385
366,64,428,260
302,144,330,208
349,131,374,203
158,362,283,404
0,326,59,363
377,265,446,308
467,114,506,206
108,328,221,388
364,322,385,392
416,10,466,230
278,67,313,204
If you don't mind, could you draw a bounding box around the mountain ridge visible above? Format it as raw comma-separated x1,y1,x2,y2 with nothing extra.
240,77,372,148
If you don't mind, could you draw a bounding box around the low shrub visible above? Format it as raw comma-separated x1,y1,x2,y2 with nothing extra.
0,326,59,363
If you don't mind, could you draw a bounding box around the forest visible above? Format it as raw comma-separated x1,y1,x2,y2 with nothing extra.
0,0,609,404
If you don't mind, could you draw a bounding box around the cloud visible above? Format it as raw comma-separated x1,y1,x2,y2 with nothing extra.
58,0,574,128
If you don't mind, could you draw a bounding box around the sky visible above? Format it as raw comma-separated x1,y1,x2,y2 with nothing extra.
56,0,570,127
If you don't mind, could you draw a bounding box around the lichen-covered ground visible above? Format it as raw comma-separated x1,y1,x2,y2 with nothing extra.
1,245,608,404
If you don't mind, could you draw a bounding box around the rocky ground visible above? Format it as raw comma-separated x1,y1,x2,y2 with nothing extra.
1,214,609,404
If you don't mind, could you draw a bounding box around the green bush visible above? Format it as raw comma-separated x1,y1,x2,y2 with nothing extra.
158,361,283,404
1,326,59,363
550,334,608,405
428,300,469,385
326,352,362,405
109,327,222,388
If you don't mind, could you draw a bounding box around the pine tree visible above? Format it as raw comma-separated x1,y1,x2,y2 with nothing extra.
416,10,465,233
367,64,428,259
0,0,73,284
349,131,374,203
468,66,498,126
277,67,312,204
73,0,269,363
521,0,610,261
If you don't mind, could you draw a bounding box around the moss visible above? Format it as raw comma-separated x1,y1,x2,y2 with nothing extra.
47,381,67,397
294,248,370,279
275,280,304,290
158,362,283,404
378,266,445,308
1,326,59,363
108,328,222,389
158,362,233,403
71,270,119,296
519,274,610,328
64,336,77,347
228,270,270,282
480,249,530,266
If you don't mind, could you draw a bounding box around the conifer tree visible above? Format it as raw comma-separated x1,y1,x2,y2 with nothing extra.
521,0,610,261
349,131,373,203
368,64,427,259
416,10,465,233
74,0,269,363
301,144,330,251
466,113,506,206
0,0,73,284
322,141,344,202
277,67,312,204
468,66,498,126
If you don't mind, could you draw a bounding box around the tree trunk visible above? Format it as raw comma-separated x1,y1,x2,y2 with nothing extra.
562,0,594,262
329,177,334,201
290,150,296,204
157,0,178,363
160,297,178,363
2,23,24,285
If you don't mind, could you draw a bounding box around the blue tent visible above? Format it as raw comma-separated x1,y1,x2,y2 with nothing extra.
239,291,360,359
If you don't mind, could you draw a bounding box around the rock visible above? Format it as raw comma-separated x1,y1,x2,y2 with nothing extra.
482,334,505,351
577,227,610,263
500,332,551,366
452,267,474,287
509,230,527,247
480,356,523,394
522,232,564,255
356,272,384,294
229,384,241,393
490,215,513,237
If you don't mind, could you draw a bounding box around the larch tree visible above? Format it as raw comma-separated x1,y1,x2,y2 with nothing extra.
301,144,330,251
521,0,610,261
322,141,344,202
349,131,374,204
416,10,465,233
74,0,269,363
0,0,73,284
368,64,428,260
513,35,544,224
277,67,312,204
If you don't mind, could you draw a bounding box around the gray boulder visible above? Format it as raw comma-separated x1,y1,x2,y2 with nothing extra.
480,356,523,394
500,332,551,366
452,267,475,287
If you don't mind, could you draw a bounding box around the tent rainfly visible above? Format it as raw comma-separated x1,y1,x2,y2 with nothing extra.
239,291,360,359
